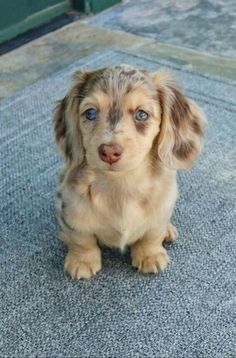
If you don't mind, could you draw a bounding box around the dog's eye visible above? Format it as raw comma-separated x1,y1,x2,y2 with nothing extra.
135,110,149,121
85,108,97,121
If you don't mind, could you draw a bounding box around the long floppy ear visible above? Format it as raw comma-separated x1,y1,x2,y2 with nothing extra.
53,97,72,161
53,71,91,163
153,70,206,170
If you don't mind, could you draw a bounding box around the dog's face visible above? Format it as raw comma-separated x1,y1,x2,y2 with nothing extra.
54,65,205,172
79,66,161,172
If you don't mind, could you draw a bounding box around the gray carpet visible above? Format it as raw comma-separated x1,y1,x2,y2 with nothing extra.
0,49,236,358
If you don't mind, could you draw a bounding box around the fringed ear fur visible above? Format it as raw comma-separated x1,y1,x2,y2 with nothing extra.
53,71,90,163
153,70,206,170
53,97,72,161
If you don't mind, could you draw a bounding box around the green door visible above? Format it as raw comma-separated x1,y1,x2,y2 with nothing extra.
73,0,121,14
0,0,121,44
0,0,71,43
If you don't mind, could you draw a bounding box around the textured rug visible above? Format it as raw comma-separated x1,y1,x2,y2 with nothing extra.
0,49,236,358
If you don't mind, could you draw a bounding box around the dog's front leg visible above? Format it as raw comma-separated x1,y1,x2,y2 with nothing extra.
61,232,102,279
131,229,170,274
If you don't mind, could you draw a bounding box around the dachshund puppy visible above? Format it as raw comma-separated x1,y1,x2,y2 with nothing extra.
54,65,205,279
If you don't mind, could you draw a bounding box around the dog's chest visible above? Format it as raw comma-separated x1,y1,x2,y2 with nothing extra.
90,182,153,247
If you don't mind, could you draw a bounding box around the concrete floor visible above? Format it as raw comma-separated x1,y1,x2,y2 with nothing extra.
87,0,236,57
0,1,236,99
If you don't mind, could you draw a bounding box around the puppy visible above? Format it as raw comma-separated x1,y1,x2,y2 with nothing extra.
54,65,206,279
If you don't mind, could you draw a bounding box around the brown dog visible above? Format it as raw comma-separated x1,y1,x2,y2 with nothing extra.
54,65,206,279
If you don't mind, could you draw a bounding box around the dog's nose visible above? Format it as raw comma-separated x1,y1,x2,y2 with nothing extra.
98,144,123,164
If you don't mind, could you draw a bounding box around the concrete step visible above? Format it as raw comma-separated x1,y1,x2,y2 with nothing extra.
1,22,236,98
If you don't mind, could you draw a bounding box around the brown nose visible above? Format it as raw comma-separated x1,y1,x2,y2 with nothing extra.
98,144,123,164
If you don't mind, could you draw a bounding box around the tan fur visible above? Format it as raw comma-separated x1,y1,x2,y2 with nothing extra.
54,64,206,279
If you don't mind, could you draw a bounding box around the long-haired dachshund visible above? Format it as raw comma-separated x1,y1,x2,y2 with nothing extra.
54,65,206,279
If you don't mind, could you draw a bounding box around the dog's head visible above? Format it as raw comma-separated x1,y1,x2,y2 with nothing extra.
54,65,205,172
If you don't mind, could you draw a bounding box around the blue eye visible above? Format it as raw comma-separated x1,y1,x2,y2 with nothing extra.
135,110,149,121
85,108,97,121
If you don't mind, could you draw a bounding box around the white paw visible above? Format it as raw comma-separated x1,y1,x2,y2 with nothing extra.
132,248,170,274
64,249,101,279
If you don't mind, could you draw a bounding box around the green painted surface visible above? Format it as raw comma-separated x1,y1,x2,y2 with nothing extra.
91,0,121,13
0,0,71,44
73,0,121,14
26,0,68,15
0,0,27,30
0,0,121,44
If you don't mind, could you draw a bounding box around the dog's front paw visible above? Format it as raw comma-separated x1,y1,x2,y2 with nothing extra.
131,246,170,274
64,248,102,279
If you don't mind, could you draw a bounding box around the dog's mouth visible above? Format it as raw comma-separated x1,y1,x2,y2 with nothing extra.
104,162,121,172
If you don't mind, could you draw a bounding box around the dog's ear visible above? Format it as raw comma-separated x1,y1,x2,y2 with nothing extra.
53,97,73,161
53,71,91,163
152,70,206,170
